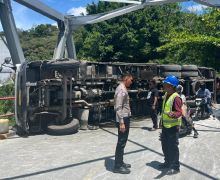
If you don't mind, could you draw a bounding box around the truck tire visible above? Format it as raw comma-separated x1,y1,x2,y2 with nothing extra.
182,65,198,71
192,81,201,94
162,71,181,78
181,71,198,78
209,70,214,78
160,65,181,71
47,118,79,135
198,67,209,78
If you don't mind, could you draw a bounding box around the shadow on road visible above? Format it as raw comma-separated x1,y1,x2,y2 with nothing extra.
141,127,152,131
197,129,220,132
196,123,220,130
146,161,168,179
104,158,115,172
2,127,218,180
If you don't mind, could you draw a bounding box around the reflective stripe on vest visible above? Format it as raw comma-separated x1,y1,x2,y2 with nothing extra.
162,92,181,128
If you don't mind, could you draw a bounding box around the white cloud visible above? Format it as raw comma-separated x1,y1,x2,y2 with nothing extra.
67,7,87,16
52,22,58,27
187,4,207,13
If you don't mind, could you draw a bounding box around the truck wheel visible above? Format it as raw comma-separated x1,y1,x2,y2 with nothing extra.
182,65,198,71
47,118,79,135
198,67,209,78
162,71,181,78
160,65,181,71
192,81,200,94
181,71,198,78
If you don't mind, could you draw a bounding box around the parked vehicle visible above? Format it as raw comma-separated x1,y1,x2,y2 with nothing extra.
179,105,199,138
190,97,210,121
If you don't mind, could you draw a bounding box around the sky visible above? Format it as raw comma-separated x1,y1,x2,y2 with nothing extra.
0,0,209,31
0,39,13,82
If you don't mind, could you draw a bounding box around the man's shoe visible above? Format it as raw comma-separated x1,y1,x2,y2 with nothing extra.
113,166,131,174
166,168,180,175
150,127,157,131
193,133,198,138
210,115,215,120
122,162,131,168
158,163,169,169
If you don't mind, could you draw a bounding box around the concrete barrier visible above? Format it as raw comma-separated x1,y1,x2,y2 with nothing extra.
0,119,9,134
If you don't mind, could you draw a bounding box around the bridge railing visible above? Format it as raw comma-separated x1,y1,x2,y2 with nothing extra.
0,96,15,117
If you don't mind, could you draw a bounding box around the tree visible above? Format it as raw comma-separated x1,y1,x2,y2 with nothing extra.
20,24,58,61
156,8,220,70
157,32,220,68
0,83,14,115
75,2,182,62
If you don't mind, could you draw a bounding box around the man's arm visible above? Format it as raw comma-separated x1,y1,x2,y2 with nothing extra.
152,89,159,109
115,91,127,133
115,92,125,124
168,96,182,119
206,89,212,99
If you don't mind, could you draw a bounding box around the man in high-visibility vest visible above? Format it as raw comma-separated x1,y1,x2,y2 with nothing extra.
159,75,182,175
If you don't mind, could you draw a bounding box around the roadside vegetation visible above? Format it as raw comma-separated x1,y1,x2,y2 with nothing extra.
0,82,15,126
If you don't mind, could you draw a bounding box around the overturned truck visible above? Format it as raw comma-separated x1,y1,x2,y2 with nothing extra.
1,0,218,136
15,60,216,135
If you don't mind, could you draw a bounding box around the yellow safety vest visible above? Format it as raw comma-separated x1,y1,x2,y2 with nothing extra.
162,92,182,128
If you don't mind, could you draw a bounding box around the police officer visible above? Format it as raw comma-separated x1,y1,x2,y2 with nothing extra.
159,75,182,175
113,73,133,174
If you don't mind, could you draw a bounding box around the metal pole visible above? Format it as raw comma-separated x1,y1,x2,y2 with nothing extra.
0,0,25,65
53,19,69,59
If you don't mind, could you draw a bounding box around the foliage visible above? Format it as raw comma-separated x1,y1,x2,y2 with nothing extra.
0,83,14,114
20,24,58,61
157,32,220,68
75,2,182,62
156,8,220,70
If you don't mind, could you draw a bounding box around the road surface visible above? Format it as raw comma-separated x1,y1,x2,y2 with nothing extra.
0,116,219,180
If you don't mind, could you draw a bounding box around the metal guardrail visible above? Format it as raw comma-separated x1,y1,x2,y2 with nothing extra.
0,96,15,100
0,96,15,117
0,113,14,118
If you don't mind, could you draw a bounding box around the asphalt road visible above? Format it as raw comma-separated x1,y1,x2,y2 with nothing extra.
0,116,220,180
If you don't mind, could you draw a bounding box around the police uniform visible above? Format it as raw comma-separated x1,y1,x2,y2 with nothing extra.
114,83,131,169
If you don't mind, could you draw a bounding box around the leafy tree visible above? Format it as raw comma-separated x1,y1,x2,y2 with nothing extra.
156,8,220,70
157,32,220,69
20,24,58,61
0,83,14,115
29,24,58,37
76,2,182,62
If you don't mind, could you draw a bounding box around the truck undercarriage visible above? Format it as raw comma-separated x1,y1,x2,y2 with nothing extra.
15,59,216,135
